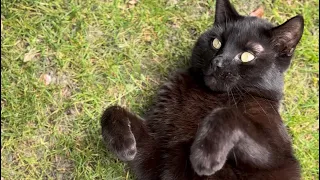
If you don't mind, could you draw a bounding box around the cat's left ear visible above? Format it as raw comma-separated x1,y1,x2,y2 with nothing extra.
271,15,304,56
214,0,241,25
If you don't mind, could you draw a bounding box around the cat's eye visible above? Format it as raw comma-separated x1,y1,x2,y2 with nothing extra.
212,38,221,49
240,52,255,62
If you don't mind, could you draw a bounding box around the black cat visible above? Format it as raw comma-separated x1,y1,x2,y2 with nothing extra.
101,0,304,179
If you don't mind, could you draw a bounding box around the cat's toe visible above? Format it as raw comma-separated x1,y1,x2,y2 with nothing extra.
190,146,225,176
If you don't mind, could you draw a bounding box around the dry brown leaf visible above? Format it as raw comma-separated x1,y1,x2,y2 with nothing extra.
24,49,40,62
142,28,156,42
249,6,264,18
40,74,52,85
89,58,96,64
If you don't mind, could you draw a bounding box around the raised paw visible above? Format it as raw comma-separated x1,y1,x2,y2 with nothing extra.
190,139,227,176
190,108,240,176
101,106,137,161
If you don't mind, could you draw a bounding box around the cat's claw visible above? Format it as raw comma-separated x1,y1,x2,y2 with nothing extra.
101,106,137,161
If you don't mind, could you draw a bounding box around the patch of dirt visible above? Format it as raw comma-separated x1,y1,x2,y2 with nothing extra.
167,17,182,29
141,27,157,43
44,70,80,133
50,155,74,180
86,25,104,45
44,70,78,99
39,74,52,85
52,103,83,134
65,104,83,117
23,48,41,62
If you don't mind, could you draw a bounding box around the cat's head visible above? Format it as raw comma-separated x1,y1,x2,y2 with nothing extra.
191,0,304,99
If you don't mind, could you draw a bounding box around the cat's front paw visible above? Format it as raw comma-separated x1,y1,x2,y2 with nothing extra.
190,108,239,176
109,131,137,161
190,142,226,176
101,106,137,161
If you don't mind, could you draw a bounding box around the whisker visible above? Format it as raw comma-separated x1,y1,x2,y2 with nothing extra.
230,88,238,109
239,87,270,123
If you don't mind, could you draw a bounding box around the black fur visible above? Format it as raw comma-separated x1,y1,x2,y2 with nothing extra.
101,0,304,179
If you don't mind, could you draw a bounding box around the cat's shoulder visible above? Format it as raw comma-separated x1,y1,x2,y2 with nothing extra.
159,68,208,92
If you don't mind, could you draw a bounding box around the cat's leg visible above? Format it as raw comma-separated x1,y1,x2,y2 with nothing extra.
240,158,300,180
100,105,150,161
190,108,242,176
101,106,161,180
190,107,293,177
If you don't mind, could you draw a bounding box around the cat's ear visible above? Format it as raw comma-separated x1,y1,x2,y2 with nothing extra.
271,15,304,56
214,0,241,25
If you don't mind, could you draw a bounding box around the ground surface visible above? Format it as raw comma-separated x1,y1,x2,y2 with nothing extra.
1,0,318,179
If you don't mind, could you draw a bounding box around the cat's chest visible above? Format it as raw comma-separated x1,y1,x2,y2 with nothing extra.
147,71,229,141
156,72,225,115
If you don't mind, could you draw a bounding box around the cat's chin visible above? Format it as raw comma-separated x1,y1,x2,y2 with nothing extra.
204,76,234,92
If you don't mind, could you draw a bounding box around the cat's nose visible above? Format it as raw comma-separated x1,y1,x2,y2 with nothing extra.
211,57,224,69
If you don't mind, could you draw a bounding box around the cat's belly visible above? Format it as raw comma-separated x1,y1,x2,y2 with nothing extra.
146,70,229,146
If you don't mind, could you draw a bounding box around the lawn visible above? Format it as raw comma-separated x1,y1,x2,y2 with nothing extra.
1,0,318,179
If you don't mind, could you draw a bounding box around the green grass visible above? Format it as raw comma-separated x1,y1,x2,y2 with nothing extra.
1,0,318,179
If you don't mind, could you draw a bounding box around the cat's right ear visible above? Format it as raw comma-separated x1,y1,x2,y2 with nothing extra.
214,0,241,25
271,15,304,57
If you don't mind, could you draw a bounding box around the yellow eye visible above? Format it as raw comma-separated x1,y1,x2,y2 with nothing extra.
212,38,221,49
240,52,255,62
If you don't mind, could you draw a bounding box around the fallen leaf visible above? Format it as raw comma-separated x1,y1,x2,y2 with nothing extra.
24,49,40,62
40,74,52,85
249,6,264,18
89,58,96,64
305,134,313,141
142,28,156,42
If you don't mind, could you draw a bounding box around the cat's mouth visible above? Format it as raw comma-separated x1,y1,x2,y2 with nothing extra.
203,72,238,92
